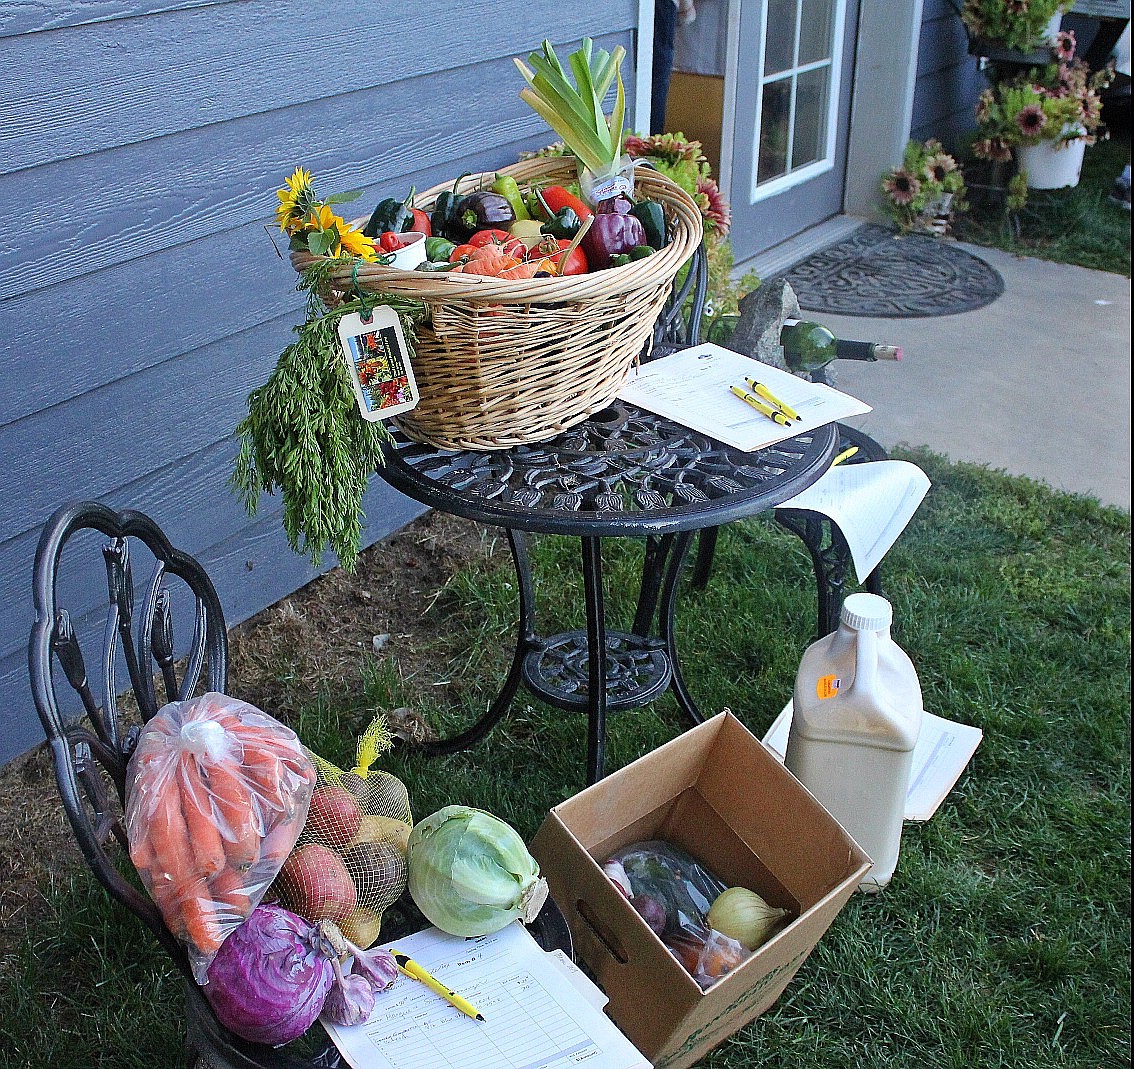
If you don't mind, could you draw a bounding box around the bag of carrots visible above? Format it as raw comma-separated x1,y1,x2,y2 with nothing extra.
125,692,317,982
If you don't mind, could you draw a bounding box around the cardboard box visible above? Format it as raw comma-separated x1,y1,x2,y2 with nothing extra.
530,712,871,1069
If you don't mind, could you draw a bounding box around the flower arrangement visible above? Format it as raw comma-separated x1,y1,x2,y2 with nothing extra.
880,140,968,234
275,167,378,261
972,34,1113,163
961,0,1070,53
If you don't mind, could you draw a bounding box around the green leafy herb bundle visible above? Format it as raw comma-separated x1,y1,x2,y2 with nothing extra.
232,262,424,571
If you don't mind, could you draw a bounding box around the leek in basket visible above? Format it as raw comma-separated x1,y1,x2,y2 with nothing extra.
515,38,627,178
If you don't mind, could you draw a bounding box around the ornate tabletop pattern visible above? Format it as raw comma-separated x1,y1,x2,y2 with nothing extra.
385,400,837,537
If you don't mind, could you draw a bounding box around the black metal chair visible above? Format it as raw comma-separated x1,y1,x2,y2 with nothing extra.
29,501,574,1068
649,241,888,638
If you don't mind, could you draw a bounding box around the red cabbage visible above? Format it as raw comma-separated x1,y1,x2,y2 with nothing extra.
204,903,336,1046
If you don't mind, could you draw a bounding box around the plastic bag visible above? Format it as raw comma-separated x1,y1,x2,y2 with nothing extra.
270,717,412,949
604,840,750,990
125,693,317,982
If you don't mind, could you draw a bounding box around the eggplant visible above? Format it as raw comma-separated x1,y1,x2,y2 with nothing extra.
451,191,516,243
582,212,648,271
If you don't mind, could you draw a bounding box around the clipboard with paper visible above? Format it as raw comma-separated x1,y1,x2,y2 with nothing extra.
617,344,872,453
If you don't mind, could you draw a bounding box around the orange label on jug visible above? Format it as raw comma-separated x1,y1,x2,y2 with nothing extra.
816,674,841,699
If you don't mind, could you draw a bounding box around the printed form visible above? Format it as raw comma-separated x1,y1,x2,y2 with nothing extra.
322,922,650,1069
617,344,871,453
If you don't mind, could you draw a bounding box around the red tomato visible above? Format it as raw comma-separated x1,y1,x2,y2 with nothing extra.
410,208,432,236
448,243,477,263
379,232,404,251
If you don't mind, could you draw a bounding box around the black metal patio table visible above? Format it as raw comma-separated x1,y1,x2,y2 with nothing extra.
378,401,839,784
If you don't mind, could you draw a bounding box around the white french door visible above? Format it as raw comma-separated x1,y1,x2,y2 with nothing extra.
725,0,859,260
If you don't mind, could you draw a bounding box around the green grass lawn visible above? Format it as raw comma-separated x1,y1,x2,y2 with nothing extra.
956,132,1132,277
2,449,1130,1068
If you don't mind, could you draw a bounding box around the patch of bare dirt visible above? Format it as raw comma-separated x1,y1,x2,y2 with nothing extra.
0,510,496,972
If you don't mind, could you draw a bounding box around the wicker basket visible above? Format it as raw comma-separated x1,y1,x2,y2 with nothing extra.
291,156,703,450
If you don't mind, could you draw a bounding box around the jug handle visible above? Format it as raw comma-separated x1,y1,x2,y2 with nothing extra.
851,625,879,696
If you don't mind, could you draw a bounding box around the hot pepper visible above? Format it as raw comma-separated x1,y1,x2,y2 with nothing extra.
488,174,531,221
539,184,594,220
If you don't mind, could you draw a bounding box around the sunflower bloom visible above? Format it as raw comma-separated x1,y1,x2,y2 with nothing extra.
276,166,315,233
339,223,379,262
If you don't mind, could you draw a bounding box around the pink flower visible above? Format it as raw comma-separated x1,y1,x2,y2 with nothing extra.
883,168,921,206
974,137,1013,162
696,176,731,236
1015,104,1047,137
1053,30,1076,61
1006,0,1028,12
924,152,958,183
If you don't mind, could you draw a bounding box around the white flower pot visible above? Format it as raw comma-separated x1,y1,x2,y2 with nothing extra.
1018,136,1086,190
1045,11,1063,43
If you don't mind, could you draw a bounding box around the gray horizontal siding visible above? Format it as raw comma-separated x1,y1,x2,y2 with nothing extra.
1,0,642,765
911,3,983,148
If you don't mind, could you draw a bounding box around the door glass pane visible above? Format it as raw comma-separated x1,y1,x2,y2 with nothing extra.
792,66,830,167
764,0,798,76
758,78,791,181
798,0,834,65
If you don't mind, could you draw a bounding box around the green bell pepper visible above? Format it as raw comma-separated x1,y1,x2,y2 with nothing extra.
629,199,667,249
540,207,582,240
424,236,457,262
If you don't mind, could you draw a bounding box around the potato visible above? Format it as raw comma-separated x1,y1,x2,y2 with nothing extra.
349,814,411,853
339,907,385,949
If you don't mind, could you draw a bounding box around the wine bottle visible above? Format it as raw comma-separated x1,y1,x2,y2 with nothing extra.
705,314,902,370
780,319,903,372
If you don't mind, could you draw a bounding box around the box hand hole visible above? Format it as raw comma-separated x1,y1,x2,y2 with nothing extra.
576,899,629,964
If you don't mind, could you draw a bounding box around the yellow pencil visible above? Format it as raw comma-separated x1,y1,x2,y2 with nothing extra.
831,445,860,466
391,950,485,1021
744,377,801,421
729,385,795,428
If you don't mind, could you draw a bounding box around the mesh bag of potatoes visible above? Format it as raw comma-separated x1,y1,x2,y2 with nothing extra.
269,718,412,948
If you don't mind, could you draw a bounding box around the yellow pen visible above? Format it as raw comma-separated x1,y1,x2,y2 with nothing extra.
831,445,860,466
743,377,801,421
729,385,795,428
391,950,485,1021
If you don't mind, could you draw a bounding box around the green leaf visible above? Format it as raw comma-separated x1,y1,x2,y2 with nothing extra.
324,188,364,205
307,229,337,255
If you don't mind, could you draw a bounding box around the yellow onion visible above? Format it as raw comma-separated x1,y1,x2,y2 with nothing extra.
706,886,787,951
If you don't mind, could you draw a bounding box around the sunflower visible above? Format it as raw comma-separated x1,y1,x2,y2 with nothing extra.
338,222,379,262
883,168,921,207
276,166,315,234
1015,103,1047,137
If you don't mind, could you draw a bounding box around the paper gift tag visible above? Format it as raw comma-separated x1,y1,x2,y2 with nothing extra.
337,307,420,422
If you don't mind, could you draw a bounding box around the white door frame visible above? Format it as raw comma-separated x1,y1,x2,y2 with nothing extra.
703,0,925,217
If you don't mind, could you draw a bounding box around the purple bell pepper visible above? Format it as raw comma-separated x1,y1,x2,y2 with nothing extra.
583,213,648,270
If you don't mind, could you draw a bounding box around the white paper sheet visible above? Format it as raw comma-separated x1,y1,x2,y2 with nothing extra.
322,922,649,1069
775,460,932,580
617,344,872,453
763,701,983,822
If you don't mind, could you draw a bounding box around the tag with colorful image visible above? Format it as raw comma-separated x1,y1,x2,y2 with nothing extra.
337,307,419,422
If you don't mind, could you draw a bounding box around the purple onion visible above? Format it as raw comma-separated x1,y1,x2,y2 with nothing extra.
631,894,668,936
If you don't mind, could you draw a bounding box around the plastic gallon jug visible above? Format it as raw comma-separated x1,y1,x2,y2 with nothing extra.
784,593,923,892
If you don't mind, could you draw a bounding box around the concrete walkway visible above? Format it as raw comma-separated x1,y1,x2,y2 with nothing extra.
749,235,1131,509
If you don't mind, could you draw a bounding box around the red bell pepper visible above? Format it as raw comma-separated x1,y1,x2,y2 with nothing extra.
534,235,588,275
410,208,432,236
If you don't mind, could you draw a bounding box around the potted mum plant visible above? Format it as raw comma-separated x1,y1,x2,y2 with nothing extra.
880,140,968,235
972,33,1113,192
962,0,1071,59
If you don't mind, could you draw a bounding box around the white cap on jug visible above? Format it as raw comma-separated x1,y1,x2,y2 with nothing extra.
840,592,893,631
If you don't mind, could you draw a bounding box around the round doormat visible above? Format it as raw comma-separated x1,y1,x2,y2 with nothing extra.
780,224,1005,318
